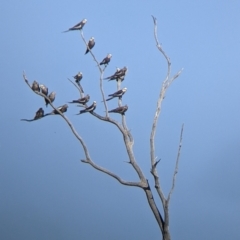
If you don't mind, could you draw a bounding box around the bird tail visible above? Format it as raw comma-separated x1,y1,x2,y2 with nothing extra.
106,97,113,101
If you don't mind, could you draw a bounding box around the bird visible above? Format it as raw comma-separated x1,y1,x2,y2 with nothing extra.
69,94,90,104
53,104,68,114
31,80,40,92
34,108,44,120
45,104,68,116
45,92,56,107
106,88,127,101
21,108,44,122
85,37,95,54
63,19,87,32
100,54,112,65
77,101,96,114
73,72,83,84
104,67,127,81
39,84,48,96
73,72,84,92
108,105,128,115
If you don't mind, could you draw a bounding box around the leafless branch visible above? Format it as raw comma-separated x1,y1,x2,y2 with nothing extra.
167,124,184,202
23,72,143,189
79,31,109,117
81,159,142,187
150,16,183,202
67,78,84,98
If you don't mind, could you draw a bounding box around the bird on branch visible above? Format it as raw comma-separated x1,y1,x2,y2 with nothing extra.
106,88,127,101
31,80,40,92
77,101,96,114
39,84,48,96
69,94,90,105
105,67,127,82
100,54,112,66
45,104,68,116
85,37,95,54
63,19,87,32
108,105,128,115
45,92,56,107
21,108,44,122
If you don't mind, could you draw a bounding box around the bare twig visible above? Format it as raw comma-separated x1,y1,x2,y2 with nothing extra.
81,159,142,187
67,78,84,98
167,124,184,202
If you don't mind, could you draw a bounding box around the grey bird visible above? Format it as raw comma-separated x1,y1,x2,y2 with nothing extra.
31,80,40,92
45,92,56,107
73,72,83,84
52,104,68,114
108,105,128,115
106,88,127,101
100,54,112,65
69,94,90,105
77,101,96,114
39,84,48,96
21,108,44,122
45,104,68,116
105,67,127,81
73,72,84,92
63,19,87,32
85,37,95,54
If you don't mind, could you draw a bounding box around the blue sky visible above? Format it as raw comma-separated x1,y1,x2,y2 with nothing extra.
1,1,240,239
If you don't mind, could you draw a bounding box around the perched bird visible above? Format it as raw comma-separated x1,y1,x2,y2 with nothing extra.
100,54,112,65
45,92,56,107
77,101,96,114
21,108,44,122
45,104,68,116
63,19,87,32
73,72,84,92
69,94,90,104
106,88,127,101
108,105,128,115
31,80,40,92
53,104,68,114
34,108,44,120
105,67,127,81
73,72,83,84
39,84,48,96
85,37,95,54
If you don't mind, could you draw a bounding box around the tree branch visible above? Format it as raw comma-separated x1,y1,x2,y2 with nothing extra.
167,124,184,203
79,31,109,117
67,78,84,98
150,16,183,200
81,159,142,187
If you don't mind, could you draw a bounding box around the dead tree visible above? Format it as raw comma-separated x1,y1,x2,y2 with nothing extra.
22,16,183,240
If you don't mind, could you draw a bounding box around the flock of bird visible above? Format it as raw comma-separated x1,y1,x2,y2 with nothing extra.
21,18,128,122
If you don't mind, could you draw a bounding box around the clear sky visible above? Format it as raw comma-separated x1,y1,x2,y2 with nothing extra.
1,1,240,239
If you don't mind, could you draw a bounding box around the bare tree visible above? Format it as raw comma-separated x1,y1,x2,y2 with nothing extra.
21,16,183,240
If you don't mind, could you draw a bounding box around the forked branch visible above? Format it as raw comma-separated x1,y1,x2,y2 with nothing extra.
22,72,142,189
150,16,183,203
